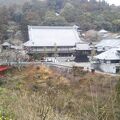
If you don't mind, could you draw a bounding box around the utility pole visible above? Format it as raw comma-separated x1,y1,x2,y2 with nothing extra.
43,47,47,60
90,42,96,73
90,43,96,61
54,42,58,62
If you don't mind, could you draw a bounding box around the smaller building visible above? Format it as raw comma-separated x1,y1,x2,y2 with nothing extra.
92,48,120,74
2,42,11,50
95,39,120,54
98,29,108,34
74,43,91,62
98,29,111,39
1,42,22,51
116,35,120,39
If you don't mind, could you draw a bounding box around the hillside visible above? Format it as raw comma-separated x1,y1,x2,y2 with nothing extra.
0,65,120,119
0,0,119,43
0,0,46,6
0,0,30,5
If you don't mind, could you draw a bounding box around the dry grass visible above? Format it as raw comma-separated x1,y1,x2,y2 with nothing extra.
0,65,119,120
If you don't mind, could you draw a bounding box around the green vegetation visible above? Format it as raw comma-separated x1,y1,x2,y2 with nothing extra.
0,66,119,120
0,1,120,118
0,0,120,43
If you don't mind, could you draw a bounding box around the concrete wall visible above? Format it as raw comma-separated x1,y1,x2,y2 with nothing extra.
45,57,75,62
93,63,119,74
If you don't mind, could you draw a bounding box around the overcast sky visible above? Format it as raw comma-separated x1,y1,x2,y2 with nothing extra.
105,0,120,6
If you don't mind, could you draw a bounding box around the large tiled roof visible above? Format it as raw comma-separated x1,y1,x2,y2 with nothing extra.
24,26,82,47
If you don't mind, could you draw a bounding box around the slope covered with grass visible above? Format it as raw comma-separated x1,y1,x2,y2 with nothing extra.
0,65,119,120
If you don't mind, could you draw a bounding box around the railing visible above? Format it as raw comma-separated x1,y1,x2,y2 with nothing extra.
0,62,73,71
27,48,74,53
0,61,41,66
92,62,120,65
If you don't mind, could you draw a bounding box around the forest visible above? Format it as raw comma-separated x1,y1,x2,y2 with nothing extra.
0,0,120,43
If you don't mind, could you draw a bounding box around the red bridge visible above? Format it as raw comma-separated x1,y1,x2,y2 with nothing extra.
0,66,9,72
0,66,10,78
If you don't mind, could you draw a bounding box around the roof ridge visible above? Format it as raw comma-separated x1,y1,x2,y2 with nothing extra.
28,26,75,29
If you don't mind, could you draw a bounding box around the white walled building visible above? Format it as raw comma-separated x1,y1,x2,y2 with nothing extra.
95,39,120,53
24,26,83,61
92,48,120,73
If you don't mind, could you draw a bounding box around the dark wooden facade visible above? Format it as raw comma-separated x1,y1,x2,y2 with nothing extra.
75,50,91,62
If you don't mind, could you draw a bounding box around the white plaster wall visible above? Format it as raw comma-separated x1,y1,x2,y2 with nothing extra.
45,57,75,62
98,64,116,73
92,63,119,73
